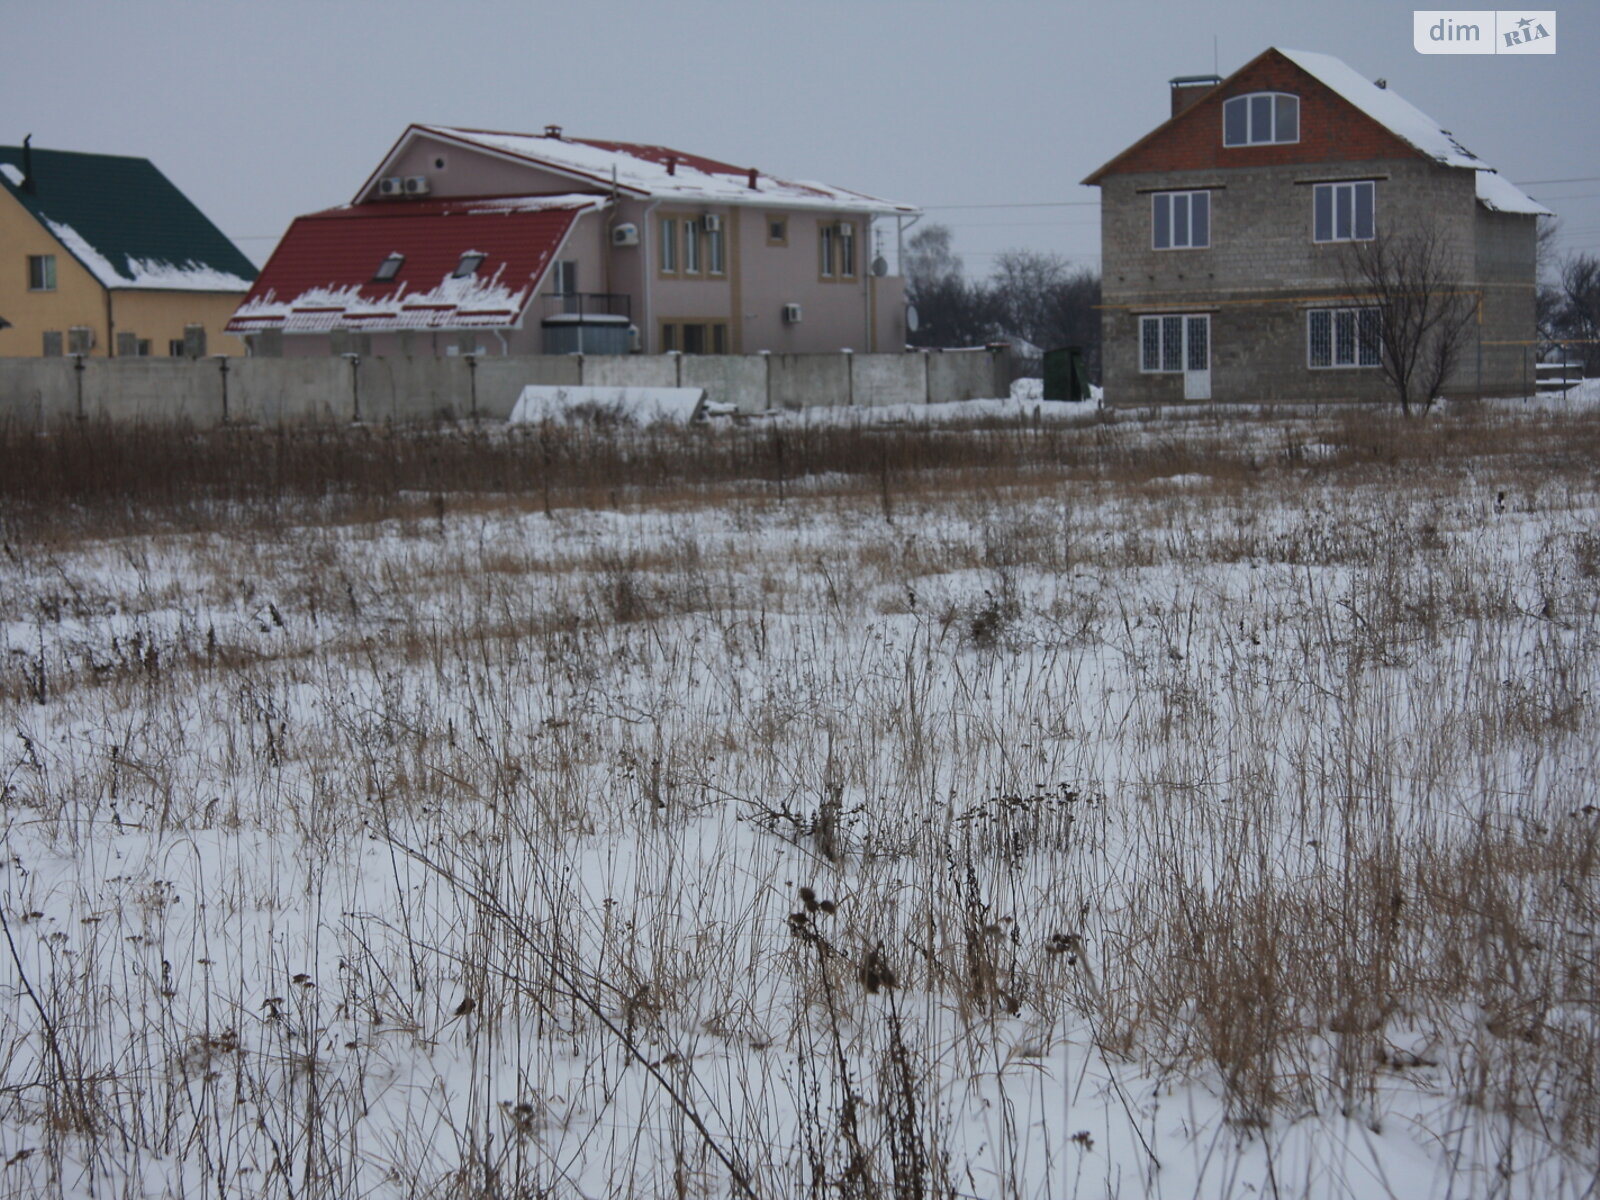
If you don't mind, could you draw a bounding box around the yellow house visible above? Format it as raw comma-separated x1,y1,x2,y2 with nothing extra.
0,140,256,358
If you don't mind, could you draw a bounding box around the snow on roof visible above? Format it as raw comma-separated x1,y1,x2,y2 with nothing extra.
1473,168,1552,216
46,218,256,292
227,198,593,334
413,125,919,216
1277,48,1550,216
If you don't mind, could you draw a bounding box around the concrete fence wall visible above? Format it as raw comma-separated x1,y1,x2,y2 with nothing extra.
0,348,1010,427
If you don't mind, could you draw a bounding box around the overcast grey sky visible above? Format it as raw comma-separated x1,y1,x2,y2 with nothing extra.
6,0,1596,276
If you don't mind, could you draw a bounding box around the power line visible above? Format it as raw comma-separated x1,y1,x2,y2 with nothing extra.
1515,175,1600,185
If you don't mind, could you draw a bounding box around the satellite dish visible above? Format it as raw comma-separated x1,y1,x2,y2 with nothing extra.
905,305,919,333
871,255,889,277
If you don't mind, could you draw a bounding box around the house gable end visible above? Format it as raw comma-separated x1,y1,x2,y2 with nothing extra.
356,126,639,205
1084,48,1424,184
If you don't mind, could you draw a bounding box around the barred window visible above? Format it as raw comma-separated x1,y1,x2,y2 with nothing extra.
1140,314,1194,373
1308,306,1380,368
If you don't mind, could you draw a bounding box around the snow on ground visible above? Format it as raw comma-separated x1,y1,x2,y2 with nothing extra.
1,400,1597,1198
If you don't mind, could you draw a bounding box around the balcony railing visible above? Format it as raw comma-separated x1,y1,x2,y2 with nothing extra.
536,292,632,322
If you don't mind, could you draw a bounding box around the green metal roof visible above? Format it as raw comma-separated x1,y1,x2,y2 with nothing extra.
0,144,257,291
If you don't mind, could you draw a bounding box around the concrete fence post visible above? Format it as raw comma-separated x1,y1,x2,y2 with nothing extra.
218,355,230,425
73,355,86,421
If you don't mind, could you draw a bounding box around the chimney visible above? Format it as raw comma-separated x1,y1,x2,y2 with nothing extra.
747,167,759,190
1169,74,1223,118
544,124,563,139
21,133,34,193
666,155,677,176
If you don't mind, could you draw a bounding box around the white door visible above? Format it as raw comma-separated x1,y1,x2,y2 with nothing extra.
1183,315,1211,401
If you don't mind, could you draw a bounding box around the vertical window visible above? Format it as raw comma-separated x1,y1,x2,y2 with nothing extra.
68,326,95,355
707,225,725,274
1223,93,1299,146
1140,317,1161,372
183,325,207,358
1313,181,1375,242
819,224,835,278
684,222,701,274
767,216,788,245
660,218,678,272
553,261,578,293
711,323,727,354
682,323,706,354
42,330,63,357
838,223,856,277
1161,316,1183,372
27,254,57,291
1307,306,1380,367
1153,191,1210,249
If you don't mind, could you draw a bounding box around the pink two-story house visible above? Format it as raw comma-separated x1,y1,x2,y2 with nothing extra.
229,124,919,358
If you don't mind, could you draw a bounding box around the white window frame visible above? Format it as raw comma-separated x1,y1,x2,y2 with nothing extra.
683,220,701,274
28,254,57,291
660,218,678,273
838,222,856,277
1223,92,1299,147
819,224,835,278
707,224,725,275
1307,306,1381,369
1139,314,1193,373
1313,181,1376,243
1152,190,1211,250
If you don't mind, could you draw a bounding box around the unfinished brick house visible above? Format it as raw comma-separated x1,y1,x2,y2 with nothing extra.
1084,48,1548,405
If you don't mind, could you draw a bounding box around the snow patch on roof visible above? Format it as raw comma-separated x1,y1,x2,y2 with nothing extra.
417,126,918,215
46,217,254,291
1277,48,1549,217
231,262,535,332
1475,170,1551,216
1277,49,1482,168
0,164,23,187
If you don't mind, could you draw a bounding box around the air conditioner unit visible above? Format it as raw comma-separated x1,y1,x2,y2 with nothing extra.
782,302,802,325
702,213,722,233
611,222,640,247
377,176,405,197
404,175,431,195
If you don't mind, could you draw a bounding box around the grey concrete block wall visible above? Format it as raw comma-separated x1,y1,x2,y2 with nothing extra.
768,354,850,410
0,359,82,423
1097,157,1537,405
852,353,925,407
229,358,351,424
0,350,1017,427
928,349,1008,404
681,355,769,414
472,356,581,419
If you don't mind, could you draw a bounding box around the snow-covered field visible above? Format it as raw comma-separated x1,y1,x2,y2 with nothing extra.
2,393,1597,1198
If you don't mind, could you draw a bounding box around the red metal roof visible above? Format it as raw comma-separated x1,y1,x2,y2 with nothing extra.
227,197,592,333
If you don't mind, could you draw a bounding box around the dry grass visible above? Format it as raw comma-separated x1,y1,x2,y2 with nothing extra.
1,400,1598,1198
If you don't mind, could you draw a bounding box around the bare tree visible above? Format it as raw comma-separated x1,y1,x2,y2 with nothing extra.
990,249,1102,379
1549,252,1600,375
1343,227,1478,415
903,224,1000,349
